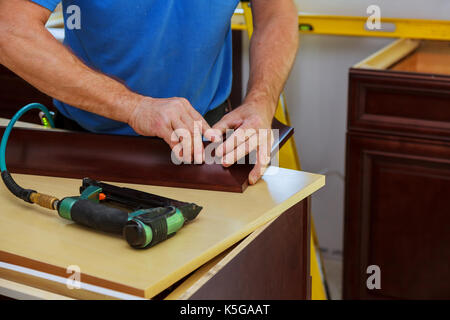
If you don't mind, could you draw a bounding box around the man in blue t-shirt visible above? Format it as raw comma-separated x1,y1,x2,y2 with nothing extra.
0,0,299,184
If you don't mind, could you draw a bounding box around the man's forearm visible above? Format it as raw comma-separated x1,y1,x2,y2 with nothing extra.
0,0,141,124
245,0,299,117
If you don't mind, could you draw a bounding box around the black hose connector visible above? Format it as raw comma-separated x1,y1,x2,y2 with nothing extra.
1,170,36,203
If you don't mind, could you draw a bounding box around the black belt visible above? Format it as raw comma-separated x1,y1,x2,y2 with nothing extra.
203,99,231,126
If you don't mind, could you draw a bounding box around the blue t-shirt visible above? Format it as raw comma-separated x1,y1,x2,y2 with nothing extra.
31,0,239,135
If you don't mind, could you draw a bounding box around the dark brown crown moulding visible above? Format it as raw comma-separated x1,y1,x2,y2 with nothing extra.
1,119,293,192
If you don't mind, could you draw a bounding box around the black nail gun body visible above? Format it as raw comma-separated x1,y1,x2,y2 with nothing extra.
56,178,202,249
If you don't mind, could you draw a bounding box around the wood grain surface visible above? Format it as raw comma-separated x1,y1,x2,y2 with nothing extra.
344,132,450,299
345,41,450,299
348,68,450,140
390,41,450,76
0,118,293,193
185,199,311,300
0,168,324,299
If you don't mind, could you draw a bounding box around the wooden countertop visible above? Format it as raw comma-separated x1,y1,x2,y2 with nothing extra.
0,168,324,298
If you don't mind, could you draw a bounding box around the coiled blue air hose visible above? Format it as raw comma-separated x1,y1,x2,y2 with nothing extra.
0,103,55,202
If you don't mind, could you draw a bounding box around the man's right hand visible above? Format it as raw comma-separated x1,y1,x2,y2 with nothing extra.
128,97,213,164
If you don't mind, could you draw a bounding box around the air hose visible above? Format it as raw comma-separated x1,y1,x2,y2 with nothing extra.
0,103,60,210
1,105,203,249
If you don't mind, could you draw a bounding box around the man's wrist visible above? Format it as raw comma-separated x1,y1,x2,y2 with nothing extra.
243,88,278,119
115,92,146,126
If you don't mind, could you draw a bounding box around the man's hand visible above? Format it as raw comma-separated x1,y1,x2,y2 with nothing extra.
128,97,213,164
213,0,299,185
213,95,275,185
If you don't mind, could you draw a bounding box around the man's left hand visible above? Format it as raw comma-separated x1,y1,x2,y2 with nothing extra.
212,98,275,185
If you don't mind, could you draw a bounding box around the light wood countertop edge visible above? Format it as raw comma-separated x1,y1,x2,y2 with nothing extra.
157,176,325,300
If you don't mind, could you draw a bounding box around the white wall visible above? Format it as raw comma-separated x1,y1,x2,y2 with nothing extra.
242,0,449,259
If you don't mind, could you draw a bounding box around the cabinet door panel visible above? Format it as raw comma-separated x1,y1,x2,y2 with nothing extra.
344,132,450,299
348,69,450,140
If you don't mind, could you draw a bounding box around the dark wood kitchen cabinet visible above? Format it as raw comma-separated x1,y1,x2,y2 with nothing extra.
344,39,450,299
0,65,54,124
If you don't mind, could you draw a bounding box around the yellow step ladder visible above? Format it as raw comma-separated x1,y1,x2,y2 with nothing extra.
240,1,328,300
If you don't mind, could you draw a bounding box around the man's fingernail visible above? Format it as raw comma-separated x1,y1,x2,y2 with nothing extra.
221,157,229,167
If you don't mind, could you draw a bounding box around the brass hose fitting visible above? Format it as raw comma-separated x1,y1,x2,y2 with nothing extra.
30,192,59,210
